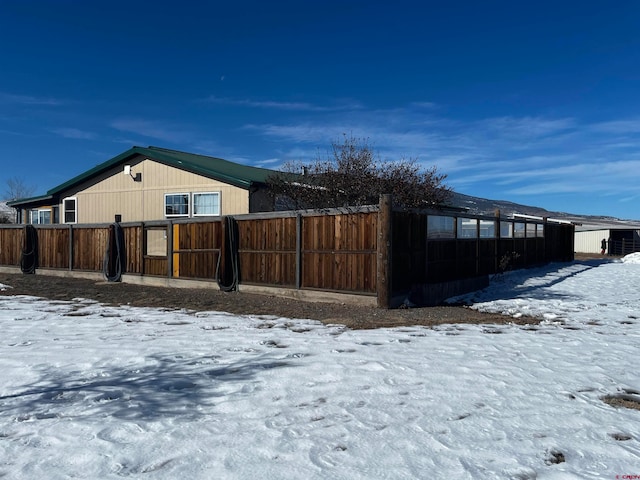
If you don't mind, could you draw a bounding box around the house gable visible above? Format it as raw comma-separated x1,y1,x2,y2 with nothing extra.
47,146,274,196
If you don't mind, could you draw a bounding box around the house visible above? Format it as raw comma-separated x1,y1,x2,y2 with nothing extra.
8,146,278,224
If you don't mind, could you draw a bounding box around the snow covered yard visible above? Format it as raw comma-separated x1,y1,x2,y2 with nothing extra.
1,255,640,479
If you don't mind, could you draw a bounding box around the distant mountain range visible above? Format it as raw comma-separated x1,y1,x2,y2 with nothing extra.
447,192,640,229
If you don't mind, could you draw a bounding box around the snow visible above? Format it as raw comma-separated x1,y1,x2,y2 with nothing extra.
1,256,639,479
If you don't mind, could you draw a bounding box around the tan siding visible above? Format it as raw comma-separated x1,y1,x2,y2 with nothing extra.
64,156,249,223
575,229,609,253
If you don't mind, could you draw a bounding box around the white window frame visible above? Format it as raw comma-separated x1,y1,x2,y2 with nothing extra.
164,193,190,218
62,197,77,224
30,209,50,225
192,192,221,217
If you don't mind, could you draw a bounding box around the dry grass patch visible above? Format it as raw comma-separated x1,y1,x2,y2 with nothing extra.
602,394,640,411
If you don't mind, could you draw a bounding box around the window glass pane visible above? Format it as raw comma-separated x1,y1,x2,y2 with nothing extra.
193,193,220,216
146,229,167,256
39,210,51,224
514,222,526,238
526,223,536,237
537,224,544,237
457,218,478,238
427,215,455,239
165,194,189,216
500,221,513,238
479,220,496,238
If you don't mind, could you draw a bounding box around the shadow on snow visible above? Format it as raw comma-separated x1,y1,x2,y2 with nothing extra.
0,353,296,421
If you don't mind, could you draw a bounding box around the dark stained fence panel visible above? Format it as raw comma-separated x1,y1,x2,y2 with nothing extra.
0,227,23,267
237,217,297,286
122,225,142,274
144,257,168,276
175,221,222,279
37,228,70,269
478,240,496,275
302,213,377,293
456,240,478,278
73,227,108,271
392,213,427,291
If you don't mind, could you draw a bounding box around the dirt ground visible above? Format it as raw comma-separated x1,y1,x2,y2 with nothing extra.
0,270,540,329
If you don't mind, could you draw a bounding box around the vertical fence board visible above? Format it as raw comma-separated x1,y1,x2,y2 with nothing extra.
0,227,23,266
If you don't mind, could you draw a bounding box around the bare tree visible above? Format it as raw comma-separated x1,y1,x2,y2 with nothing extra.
267,135,451,210
5,176,36,201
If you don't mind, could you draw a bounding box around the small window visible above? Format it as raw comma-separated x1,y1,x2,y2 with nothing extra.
536,224,544,238
526,223,536,238
457,218,478,239
39,210,51,224
63,197,77,224
427,215,455,239
30,208,51,224
514,222,526,238
479,219,496,238
165,193,189,217
193,192,220,216
500,221,513,238
146,229,167,256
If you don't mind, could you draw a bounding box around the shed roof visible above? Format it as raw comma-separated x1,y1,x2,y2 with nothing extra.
9,146,277,207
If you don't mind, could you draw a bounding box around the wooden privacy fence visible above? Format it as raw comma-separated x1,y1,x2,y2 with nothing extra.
0,196,575,307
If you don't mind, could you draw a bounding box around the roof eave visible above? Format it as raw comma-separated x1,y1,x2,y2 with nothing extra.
7,194,55,208
46,146,146,196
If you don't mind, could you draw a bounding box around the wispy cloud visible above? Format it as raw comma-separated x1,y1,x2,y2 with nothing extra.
110,118,196,144
410,101,439,109
0,92,64,106
241,101,640,211
477,116,575,139
590,119,640,134
50,127,96,140
204,95,362,112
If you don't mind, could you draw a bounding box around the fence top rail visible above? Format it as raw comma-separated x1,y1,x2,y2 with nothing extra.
395,210,576,226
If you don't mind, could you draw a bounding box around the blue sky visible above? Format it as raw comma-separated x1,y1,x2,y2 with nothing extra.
1,1,639,219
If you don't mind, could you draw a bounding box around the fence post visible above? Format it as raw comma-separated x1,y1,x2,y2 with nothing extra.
167,221,173,278
140,223,146,276
68,224,74,271
295,214,302,289
494,209,500,274
377,194,393,308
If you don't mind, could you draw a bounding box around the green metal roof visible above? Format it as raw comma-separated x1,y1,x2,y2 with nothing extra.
9,146,278,207
51,146,276,194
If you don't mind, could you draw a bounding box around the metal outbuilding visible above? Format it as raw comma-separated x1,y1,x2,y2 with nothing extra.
574,220,640,255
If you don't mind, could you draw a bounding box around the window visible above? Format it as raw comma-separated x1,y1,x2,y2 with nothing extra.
514,222,526,238
193,192,220,216
457,218,478,239
500,221,513,238
165,193,189,217
526,223,536,238
63,197,77,223
427,215,455,239
30,209,51,224
536,224,544,238
479,220,496,238
146,229,167,256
